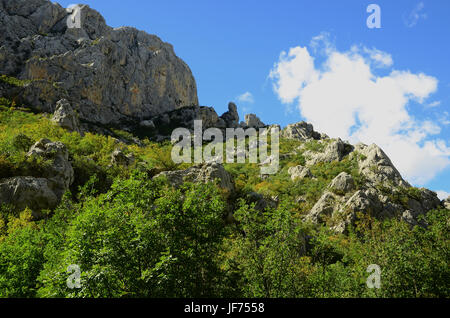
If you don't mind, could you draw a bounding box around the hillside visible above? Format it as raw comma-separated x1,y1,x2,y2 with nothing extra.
0,0,448,298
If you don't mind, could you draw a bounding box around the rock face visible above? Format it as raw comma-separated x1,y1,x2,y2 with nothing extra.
154,163,234,192
0,138,74,214
281,121,327,141
0,0,198,126
51,99,82,134
355,143,409,187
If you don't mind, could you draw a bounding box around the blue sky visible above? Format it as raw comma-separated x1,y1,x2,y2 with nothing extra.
57,0,449,196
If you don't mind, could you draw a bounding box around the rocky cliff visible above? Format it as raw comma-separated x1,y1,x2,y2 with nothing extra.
0,0,198,126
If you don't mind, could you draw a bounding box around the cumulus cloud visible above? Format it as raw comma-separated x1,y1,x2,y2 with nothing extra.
403,2,427,28
436,190,450,200
236,91,254,104
269,36,450,186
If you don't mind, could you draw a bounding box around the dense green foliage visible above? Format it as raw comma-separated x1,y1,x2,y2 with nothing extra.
0,107,449,298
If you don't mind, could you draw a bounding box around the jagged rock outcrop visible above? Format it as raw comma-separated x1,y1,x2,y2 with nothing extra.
288,165,313,181
220,102,239,128
307,191,336,223
281,121,327,141
0,138,74,215
301,139,442,233
0,0,198,126
354,143,409,187
303,139,354,166
243,114,265,129
154,163,234,192
51,99,82,134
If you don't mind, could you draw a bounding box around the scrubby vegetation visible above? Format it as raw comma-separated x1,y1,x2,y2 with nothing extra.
0,106,449,298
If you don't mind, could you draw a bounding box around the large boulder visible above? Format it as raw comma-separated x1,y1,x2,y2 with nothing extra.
154,163,234,192
0,177,58,212
51,99,82,134
288,165,313,181
0,1,198,126
0,138,74,214
27,138,74,199
328,172,355,194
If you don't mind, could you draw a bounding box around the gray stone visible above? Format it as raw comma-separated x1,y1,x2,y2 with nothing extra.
307,191,336,223
281,121,323,141
27,138,74,199
111,149,135,167
244,114,265,129
140,120,155,129
154,163,234,192
0,176,58,212
220,102,239,128
52,99,82,134
328,172,355,193
304,139,354,166
288,165,313,181
355,143,409,187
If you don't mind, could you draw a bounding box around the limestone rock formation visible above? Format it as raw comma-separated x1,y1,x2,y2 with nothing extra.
355,143,409,187
243,114,265,129
288,165,313,181
0,138,74,215
154,163,234,192
0,0,198,126
0,177,58,212
281,121,327,141
51,99,82,134
27,138,74,199
303,139,354,166
220,102,239,128
328,172,355,193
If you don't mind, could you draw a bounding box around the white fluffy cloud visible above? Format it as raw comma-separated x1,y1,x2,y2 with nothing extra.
269,37,450,186
236,91,254,104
